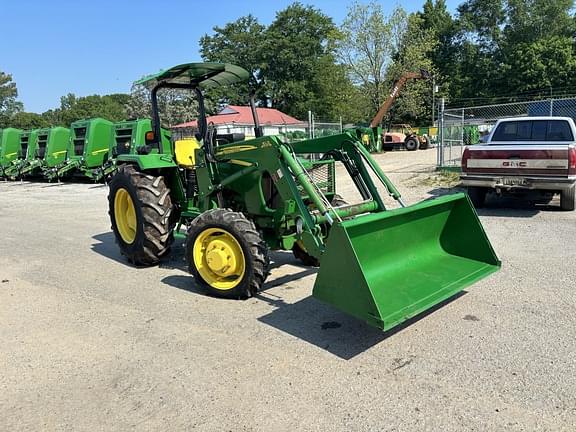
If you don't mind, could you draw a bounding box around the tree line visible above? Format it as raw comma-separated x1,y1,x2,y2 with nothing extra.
1,0,574,130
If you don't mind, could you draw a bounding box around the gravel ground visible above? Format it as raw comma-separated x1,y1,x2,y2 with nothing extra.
1,147,575,431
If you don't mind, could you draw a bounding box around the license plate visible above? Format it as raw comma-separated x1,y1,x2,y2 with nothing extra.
501,177,528,186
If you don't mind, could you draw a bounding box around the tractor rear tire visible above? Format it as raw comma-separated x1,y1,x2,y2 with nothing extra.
186,209,270,299
404,136,419,151
560,185,575,211
108,164,175,266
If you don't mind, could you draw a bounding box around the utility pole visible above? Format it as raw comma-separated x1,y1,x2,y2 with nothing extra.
431,77,439,126
432,76,435,126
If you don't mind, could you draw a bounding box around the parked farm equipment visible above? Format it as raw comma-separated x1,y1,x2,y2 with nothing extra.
46,118,114,181
0,128,23,178
18,127,70,178
106,62,500,331
384,123,431,151
356,70,430,153
3,130,40,179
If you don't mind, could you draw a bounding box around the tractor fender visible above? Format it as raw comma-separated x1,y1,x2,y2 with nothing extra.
115,154,177,171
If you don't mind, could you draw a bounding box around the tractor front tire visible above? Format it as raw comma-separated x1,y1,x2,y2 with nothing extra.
404,136,419,151
108,164,175,266
186,209,270,299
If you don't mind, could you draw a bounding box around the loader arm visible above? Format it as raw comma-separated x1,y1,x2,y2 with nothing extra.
369,70,430,128
207,132,500,330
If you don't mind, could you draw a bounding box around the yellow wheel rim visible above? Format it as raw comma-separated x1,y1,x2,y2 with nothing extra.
193,228,245,290
114,188,137,244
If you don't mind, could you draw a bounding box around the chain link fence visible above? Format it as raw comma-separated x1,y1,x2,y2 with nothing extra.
437,97,576,168
280,111,342,143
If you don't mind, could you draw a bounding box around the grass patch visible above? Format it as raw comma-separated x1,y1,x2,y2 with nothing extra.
421,170,461,187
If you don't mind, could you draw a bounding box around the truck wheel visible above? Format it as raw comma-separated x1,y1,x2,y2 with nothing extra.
560,185,575,211
467,186,488,208
404,136,419,151
186,209,270,299
108,164,175,265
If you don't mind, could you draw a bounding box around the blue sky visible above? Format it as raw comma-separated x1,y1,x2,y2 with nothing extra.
1,0,460,113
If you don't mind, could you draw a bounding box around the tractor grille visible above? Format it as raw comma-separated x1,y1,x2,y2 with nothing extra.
37,135,48,158
297,160,335,197
73,127,87,156
115,128,132,155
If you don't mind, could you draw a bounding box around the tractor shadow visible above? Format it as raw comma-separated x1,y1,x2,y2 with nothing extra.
91,232,466,359
161,251,318,296
91,232,190,270
91,232,125,264
257,290,466,360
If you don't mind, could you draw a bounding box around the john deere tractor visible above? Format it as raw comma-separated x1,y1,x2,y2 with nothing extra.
107,63,500,331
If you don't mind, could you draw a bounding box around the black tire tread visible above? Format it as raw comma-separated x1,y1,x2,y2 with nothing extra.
560,185,575,211
108,164,175,266
186,208,270,299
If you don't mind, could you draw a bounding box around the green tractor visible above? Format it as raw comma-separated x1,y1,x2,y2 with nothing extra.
19,127,70,179
0,128,23,178
107,63,500,331
46,118,114,181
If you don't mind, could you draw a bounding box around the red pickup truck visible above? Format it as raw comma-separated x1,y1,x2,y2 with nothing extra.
461,117,576,211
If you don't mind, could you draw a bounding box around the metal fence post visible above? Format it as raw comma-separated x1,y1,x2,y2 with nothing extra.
437,98,445,167
549,99,553,116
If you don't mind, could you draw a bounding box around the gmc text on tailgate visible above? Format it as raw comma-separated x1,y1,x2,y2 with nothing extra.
461,117,576,211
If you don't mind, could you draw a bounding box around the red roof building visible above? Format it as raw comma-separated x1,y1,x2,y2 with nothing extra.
174,105,304,129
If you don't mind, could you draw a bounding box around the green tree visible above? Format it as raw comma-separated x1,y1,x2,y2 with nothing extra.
418,0,457,93
387,13,437,124
43,93,131,126
446,0,576,104
126,84,199,127
262,2,345,120
499,0,576,96
0,71,23,127
200,15,266,105
199,3,351,121
9,112,50,129
337,2,408,116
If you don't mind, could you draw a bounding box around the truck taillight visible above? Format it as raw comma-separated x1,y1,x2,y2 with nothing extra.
569,147,576,175
461,147,471,171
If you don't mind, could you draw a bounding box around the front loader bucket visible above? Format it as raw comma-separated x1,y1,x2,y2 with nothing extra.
313,193,500,331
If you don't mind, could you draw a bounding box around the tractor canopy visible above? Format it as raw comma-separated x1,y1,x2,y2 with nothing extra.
135,63,250,89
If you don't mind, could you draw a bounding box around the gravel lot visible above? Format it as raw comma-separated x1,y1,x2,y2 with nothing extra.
1,148,575,431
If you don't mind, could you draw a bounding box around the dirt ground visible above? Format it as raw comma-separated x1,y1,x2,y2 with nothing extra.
1,148,575,431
